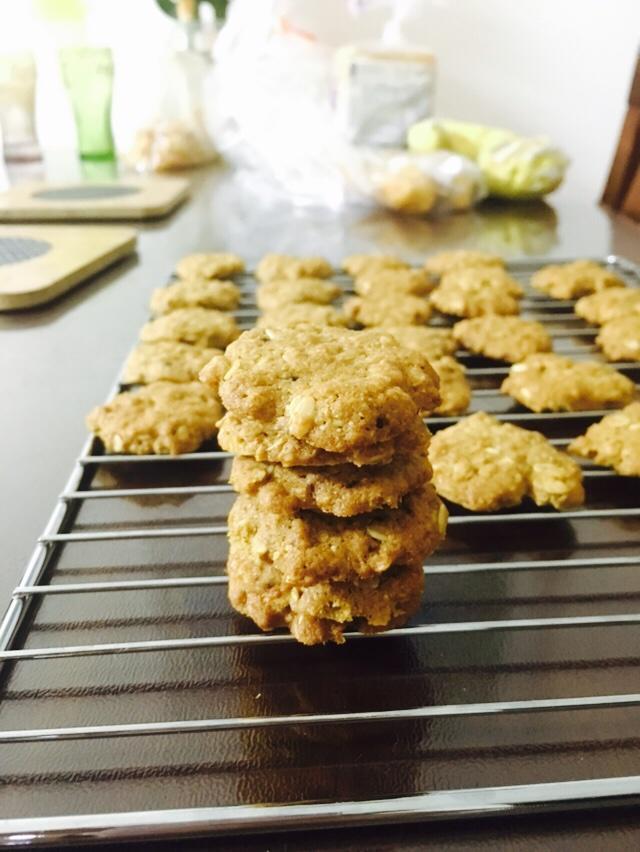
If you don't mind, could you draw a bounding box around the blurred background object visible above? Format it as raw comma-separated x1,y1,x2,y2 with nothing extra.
59,46,115,159
0,51,41,161
0,0,637,212
407,118,568,200
601,50,640,222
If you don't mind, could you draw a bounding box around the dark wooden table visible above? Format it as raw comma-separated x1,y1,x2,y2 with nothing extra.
1,158,639,849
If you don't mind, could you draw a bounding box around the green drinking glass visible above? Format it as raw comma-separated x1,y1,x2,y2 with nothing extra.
60,47,115,160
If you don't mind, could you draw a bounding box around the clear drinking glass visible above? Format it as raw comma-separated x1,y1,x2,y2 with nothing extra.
0,51,41,162
59,47,115,160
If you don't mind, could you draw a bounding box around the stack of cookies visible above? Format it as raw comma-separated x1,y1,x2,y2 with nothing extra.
200,324,448,645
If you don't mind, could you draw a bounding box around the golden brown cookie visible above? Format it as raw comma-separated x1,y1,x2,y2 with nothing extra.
501,353,636,412
203,326,440,455
432,356,471,416
150,278,241,315
217,412,402,467
430,411,585,511
343,293,432,327
354,267,435,298
531,260,625,300
453,316,552,363
229,426,431,516
384,326,457,360
227,483,446,583
227,555,425,646
140,307,240,349
342,254,409,277
175,252,245,280
574,288,640,324
123,341,222,385
256,278,341,311
86,382,222,455
424,250,505,277
257,303,349,328
431,267,523,318
596,315,640,361
256,253,332,283
569,402,640,476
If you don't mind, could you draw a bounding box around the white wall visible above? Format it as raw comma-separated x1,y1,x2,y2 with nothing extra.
409,0,640,202
1,0,638,203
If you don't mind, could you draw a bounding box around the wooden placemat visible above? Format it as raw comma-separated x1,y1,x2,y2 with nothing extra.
0,176,190,221
0,225,137,310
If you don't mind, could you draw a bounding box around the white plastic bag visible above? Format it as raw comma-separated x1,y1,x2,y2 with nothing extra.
209,0,443,208
343,148,486,214
128,50,218,173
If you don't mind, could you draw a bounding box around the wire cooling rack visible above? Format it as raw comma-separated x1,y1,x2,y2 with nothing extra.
1,257,639,847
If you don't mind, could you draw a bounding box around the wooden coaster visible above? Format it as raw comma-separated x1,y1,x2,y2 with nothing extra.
0,225,137,310
0,176,190,221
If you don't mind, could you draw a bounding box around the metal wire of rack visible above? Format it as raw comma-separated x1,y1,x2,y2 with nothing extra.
1,256,639,846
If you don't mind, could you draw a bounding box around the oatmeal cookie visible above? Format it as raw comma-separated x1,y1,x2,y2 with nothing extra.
501,353,636,412
257,303,349,328
123,341,222,385
175,252,245,280
354,268,435,298
432,357,471,416
385,326,457,360
430,411,585,511
217,412,401,467
227,556,424,646
86,382,222,455
150,278,241,315
453,316,552,363
342,254,409,277
202,326,440,453
343,293,432,327
424,250,504,277
431,267,523,318
229,426,431,516
574,288,640,324
569,403,640,476
140,307,240,349
531,260,625,300
256,278,341,311
596,315,640,361
228,483,446,583
256,253,332,283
